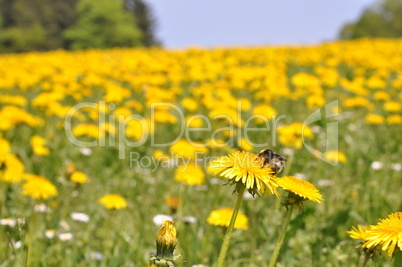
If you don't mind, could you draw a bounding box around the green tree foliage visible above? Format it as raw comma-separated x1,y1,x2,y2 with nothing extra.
0,0,77,52
127,0,160,46
64,0,142,50
339,0,402,39
0,22,46,53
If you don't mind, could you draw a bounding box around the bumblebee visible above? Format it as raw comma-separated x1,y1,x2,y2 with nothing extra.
0,162,5,171
258,149,287,174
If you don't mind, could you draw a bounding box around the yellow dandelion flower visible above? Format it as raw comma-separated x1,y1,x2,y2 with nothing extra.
348,225,371,240
384,101,401,112
365,114,384,125
181,97,198,111
0,154,25,183
252,104,277,124
166,196,180,212
23,175,58,200
387,114,402,125
175,163,205,185
30,136,50,156
208,151,278,196
153,149,168,161
70,171,89,184
0,138,11,157
277,176,323,204
239,138,253,151
153,110,177,124
363,212,402,256
207,208,249,230
277,122,314,149
156,220,177,259
72,124,102,139
343,97,373,110
186,115,205,128
306,94,326,109
170,139,208,160
324,150,347,163
373,91,390,101
99,194,127,210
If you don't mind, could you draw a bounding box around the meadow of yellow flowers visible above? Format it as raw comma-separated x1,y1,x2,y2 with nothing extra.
0,38,401,266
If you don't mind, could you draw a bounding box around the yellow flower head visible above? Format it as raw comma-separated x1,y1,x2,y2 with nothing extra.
0,138,11,158
166,196,180,212
348,225,371,240
277,122,314,149
23,175,58,200
99,194,127,210
207,208,249,230
156,220,177,259
175,163,205,185
208,151,278,196
324,150,347,164
387,114,402,125
70,171,89,184
1,153,25,183
30,136,50,156
181,97,198,111
384,101,401,112
363,212,402,256
277,176,323,204
252,104,277,124
170,139,208,160
365,114,384,125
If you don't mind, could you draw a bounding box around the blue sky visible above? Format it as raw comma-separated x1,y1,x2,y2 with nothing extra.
146,0,376,48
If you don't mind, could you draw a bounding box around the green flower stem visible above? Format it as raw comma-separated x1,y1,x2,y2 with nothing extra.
269,204,294,267
216,185,245,267
360,253,370,267
26,202,39,267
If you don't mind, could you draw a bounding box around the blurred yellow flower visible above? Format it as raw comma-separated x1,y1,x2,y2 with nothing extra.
239,138,253,151
170,139,208,160
207,208,249,230
343,97,373,110
0,105,42,130
0,154,25,183
30,136,50,156
23,175,58,200
387,114,402,125
181,97,198,111
166,196,180,212
277,122,314,149
373,91,390,101
126,118,151,140
73,124,102,139
0,138,11,157
306,94,325,109
384,101,401,112
175,163,205,185
99,194,127,210
70,171,89,184
324,150,347,163
153,149,168,161
365,114,384,125
252,104,277,124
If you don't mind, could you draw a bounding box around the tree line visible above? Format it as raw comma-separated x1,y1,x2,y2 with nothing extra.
339,0,402,39
0,0,159,53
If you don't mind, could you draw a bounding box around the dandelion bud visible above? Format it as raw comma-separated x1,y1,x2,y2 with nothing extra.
156,220,177,260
